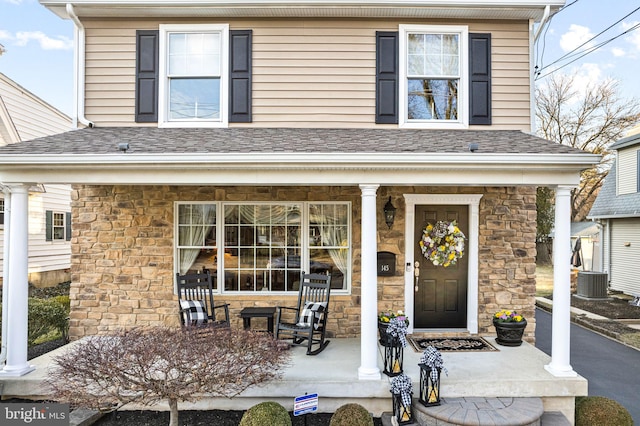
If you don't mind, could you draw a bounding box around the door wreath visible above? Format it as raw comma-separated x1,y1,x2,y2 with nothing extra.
419,220,466,267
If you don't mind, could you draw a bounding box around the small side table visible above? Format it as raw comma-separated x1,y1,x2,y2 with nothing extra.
240,307,276,333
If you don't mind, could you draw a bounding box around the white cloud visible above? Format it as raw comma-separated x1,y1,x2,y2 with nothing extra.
570,63,605,98
621,21,640,54
611,47,626,57
560,24,594,53
14,31,73,50
0,30,13,40
2,0,24,5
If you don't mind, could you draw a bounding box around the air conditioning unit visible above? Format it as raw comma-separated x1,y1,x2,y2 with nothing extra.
576,272,609,299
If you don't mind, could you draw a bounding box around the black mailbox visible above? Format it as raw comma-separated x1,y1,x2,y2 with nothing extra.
377,251,396,276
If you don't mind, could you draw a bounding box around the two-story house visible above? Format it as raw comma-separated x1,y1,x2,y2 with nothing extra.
0,0,597,421
588,127,640,297
0,73,72,288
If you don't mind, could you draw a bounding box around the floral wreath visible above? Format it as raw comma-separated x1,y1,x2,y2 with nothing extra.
419,220,466,267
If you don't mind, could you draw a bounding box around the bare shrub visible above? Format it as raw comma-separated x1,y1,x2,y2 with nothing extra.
45,326,290,426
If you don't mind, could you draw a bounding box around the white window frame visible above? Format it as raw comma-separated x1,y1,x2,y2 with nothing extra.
0,197,4,228
399,24,469,129
158,24,229,128
174,201,352,295
52,211,66,241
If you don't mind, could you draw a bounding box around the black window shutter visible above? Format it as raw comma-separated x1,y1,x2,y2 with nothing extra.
135,30,159,123
376,31,399,124
469,33,492,125
46,210,53,242
229,30,252,123
65,212,72,241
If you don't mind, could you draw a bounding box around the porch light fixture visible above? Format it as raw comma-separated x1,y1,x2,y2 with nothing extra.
383,196,397,229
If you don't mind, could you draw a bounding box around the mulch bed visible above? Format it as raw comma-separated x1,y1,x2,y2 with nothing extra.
569,295,640,319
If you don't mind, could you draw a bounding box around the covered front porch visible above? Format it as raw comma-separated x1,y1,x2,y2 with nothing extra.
1,336,587,423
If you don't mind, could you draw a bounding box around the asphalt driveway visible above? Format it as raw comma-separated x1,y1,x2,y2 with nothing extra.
535,308,640,423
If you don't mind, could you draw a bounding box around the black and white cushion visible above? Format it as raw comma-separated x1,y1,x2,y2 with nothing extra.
180,299,208,325
297,301,327,330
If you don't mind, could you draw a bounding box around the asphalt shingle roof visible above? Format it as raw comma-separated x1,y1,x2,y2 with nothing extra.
589,159,640,218
0,127,587,155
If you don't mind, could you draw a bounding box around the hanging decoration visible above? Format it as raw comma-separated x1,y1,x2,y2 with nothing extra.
419,220,466,267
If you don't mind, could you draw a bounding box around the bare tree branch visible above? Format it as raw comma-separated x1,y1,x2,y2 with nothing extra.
536,73,640,221
45,326,291,426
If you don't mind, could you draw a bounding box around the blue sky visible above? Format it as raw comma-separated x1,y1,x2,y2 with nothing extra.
0,0,639,119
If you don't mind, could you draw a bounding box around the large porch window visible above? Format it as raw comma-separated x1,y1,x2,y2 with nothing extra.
175,201,351,293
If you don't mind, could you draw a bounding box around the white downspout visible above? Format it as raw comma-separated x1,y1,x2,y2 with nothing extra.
66,3,95,128
0,185,10,365
530,5,551,134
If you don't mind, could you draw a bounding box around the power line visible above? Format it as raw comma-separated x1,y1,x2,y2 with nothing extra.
537,5,640,75
534,0,580,75
536,21,640,80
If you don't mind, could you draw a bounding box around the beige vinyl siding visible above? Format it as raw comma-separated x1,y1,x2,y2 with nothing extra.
0,74,71,142
0,185,72,276
83,18,531,129
609,218,640,295
617,147,639,195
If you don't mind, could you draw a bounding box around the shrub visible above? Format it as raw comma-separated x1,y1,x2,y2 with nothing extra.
27,297,69,344
239,401,292,426
330,403,373,426
47,326,291,426
575,396,633,426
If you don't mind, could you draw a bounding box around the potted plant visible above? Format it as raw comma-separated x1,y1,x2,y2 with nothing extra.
492,310,527,346
378,310,408,344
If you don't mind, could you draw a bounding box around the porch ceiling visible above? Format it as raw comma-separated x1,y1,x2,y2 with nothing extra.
0,127,600,187
40,0,565,21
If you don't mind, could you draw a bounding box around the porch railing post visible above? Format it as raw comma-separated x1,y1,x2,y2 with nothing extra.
545,185,577,377
358,184,381,380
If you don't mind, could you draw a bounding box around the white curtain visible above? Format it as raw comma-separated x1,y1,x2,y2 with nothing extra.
320,225,349,276
179,204,216,275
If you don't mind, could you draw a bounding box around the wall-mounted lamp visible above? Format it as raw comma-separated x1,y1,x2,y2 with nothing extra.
384,196,397,229
118,142,130,153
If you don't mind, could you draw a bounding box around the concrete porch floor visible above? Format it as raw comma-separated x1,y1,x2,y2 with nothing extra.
0,337,587,423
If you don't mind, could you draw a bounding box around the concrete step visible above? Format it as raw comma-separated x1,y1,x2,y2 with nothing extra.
540,411,571,425
382,397,545,426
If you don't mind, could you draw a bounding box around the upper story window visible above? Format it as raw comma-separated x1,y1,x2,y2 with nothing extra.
399,25,468,128
159,24,229,127
0,198,4,226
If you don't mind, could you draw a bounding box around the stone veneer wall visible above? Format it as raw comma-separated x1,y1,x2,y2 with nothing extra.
69,185,536,342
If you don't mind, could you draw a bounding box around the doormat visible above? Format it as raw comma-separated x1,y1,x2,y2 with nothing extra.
408,336,498,352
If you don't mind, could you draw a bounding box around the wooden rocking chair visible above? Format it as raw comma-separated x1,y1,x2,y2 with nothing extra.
177,271,230,328
275,272,331,355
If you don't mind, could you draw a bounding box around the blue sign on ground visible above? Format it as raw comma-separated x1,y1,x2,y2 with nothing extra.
293,393,318,416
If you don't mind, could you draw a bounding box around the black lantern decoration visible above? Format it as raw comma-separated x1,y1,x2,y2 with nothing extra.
383,196,396,229
382,339,404,377
418,364,441,406
381,317,408,377
418,346,447,407
390,373,413,425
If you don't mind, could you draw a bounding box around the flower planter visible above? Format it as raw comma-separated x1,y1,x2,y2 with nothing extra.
493,318,527,347
378,321,392,345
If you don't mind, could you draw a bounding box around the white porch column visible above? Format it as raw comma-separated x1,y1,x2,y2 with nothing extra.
0,184,35,376
358,184,381,380
545,186,577,377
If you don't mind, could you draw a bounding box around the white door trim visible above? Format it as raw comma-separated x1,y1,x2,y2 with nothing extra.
403,194,482,334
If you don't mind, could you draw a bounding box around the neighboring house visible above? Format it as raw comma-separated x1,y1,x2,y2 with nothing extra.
0,1,598,418
0,73,72,288
588,130,640,296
